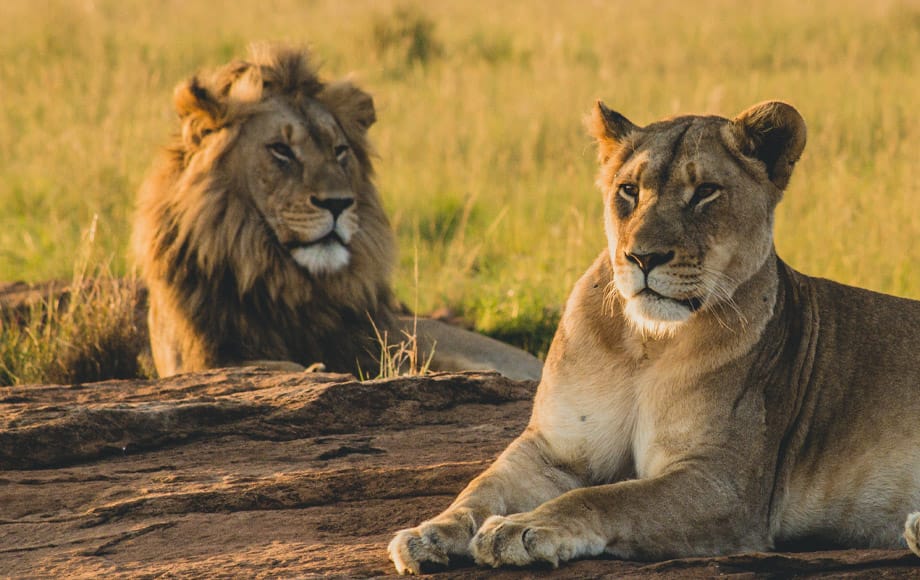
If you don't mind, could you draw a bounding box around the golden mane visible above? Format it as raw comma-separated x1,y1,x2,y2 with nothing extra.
133,44,397,376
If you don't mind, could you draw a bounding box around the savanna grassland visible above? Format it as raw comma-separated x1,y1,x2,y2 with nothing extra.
0,0,917,383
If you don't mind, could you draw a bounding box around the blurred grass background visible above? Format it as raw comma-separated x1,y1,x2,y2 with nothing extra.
0,0,917,374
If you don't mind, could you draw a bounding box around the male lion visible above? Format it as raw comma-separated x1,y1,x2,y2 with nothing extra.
389,100,920,573
133,45,541,380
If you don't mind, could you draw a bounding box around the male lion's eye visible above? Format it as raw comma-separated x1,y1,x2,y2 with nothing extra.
617,183,639,203
334,144,350,166
267,142,296,165
690,183,723,207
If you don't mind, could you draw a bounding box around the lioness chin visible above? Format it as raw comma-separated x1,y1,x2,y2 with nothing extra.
388,100,920,573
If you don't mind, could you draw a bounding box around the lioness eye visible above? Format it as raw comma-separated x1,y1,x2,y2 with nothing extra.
267,142,296,165
334,144,350,166
617,183,639,203
691,183,722,207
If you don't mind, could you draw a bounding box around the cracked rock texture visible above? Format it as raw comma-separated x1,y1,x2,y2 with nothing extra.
1,368,917,578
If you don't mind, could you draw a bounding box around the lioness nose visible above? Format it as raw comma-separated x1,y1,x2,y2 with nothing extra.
625,251,675,274
311,196,354,220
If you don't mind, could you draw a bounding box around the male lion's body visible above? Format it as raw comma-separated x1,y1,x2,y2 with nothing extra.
389,101,920,573
133,45,541,380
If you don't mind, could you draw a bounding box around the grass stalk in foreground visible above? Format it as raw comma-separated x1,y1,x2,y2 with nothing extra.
365,242,435,380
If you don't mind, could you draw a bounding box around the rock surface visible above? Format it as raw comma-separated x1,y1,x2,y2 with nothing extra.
1,369,917,578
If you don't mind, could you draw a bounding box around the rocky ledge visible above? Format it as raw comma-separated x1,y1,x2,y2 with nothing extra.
1,369,916,578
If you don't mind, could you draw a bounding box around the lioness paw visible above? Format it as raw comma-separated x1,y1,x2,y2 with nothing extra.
470,513,604,569
388,527,449,575
906,512,920,557
388,510,478,575
470,515,545,568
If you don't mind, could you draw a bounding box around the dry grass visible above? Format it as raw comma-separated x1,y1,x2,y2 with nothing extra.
0,217,148,385
0,0,917,383
367,320,436,381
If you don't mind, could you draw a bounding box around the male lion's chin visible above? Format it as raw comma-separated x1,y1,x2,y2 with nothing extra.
623,295,694,339
290,243,350,275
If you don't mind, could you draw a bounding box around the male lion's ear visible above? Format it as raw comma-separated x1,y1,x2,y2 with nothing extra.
730,101,807,190
589,101,639,162
174,77,226,149
320,81,376,134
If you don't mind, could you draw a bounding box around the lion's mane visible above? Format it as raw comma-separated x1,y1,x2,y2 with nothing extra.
133,45,397,376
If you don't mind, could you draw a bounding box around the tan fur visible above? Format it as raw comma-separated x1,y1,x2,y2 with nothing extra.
133,45,542,381
388,101,920,573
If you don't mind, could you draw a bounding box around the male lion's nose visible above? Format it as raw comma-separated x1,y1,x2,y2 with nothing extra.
624,251,675,274
311,196,354,220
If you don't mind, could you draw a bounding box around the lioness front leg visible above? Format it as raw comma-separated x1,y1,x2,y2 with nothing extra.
388,432,582,574
470,466,766,568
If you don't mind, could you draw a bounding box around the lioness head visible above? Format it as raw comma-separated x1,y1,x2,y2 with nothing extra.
589,101,806,337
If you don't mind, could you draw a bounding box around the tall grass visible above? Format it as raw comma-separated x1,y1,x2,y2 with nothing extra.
0,217,148,385
0,0,917,381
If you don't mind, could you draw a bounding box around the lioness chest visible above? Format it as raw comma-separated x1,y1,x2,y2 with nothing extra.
531,258,755,486
533,343,732,485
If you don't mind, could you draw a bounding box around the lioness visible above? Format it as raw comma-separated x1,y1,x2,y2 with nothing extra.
389,100,920,573
132,45,541,380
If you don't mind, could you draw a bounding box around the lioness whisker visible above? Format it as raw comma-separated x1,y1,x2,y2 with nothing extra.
603,279,619,317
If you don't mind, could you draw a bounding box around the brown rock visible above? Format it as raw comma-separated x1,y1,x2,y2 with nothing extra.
0,370,917,577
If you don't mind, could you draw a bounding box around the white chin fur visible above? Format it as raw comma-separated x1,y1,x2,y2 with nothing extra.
623,294,691,338
291,243,350,275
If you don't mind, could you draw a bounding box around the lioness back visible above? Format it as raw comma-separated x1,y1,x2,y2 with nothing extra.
388,100,919,574
775,272,920,548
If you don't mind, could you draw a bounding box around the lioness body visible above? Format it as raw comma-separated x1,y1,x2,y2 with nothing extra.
133,45,541,380
389,101,920,573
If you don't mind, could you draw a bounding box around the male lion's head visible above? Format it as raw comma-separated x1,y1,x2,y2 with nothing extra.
134,45,397,375
589,101,806,338
162,44,391,280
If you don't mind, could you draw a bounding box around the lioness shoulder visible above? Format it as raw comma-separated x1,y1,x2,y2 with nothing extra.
388,100,920,573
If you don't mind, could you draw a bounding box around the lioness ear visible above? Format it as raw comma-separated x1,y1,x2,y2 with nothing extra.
174,77,226,149
730,101,807,190
589,101,639,162
320,81,376,134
